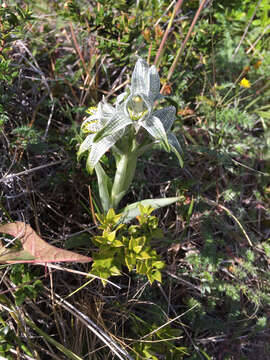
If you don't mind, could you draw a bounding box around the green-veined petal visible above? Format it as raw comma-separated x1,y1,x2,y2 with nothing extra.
167,132,184,167
81,117,100,134
148,65,160,99
125,92,152,123
140,115,170,151
153,106,176,132
86,133,122,172
131,58,149,95
77,134,95,159
93,110,132,143
100,99,115,115
116,92,128,107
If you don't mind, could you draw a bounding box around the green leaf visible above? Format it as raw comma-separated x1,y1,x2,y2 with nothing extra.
111,239,124,247
92,249,115,268
136,261,147,274
137,250,152,259
120,196,184,223
94,162,112,212
153,260,165,269
105,208,122,224
138,204,154,216
129,236,145,254
104,230,116,243
26,319,83,360
96,208,123,229
148,270,162,284
125,252,136,270
255,110,270,120
109,265,122,276
152,270,162,283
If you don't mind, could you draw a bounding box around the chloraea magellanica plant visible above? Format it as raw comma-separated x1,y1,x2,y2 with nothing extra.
78,58,183,221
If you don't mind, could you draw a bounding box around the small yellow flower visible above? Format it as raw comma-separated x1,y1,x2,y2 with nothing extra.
239,78,251,88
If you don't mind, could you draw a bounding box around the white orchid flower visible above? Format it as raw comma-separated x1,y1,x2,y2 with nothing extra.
78,58,183,172
77,58,184,214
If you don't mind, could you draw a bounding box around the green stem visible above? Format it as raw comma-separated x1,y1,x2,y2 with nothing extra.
110,151,138,209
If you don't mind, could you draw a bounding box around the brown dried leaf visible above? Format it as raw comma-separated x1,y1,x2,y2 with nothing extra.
0,222,92,264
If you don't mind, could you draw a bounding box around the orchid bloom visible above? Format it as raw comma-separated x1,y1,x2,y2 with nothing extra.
78,58,183,172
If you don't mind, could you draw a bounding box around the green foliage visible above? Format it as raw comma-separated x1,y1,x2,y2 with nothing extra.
0,4,32,44
198,104,264,158
132,323,187,360
58,0,144,66
11,125,42,149
0,324,13,359
9,264,43,306
0,4,32,80
0,58,19,83
0,307,35,359
90,205,165,285
124,303,188,360
0,4,32,132
180,216,270,337
0,104,9,129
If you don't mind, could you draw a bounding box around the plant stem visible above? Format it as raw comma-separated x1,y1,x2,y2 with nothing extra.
110,151,138,210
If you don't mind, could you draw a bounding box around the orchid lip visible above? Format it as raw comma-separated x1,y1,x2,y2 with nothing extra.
125,93,152,122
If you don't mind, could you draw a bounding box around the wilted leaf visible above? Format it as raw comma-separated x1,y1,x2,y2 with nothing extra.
0,222,92,264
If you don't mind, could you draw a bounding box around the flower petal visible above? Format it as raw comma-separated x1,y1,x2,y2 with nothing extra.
86,134,121,172
100,99,115,117
116,92,128,107
153,106,176,132
148,65,160,99
131,58,149,95
93,110,132,143
167,132,184,167
125,92,152,122
77,134,95,159
97,100,116,127
81,116,100,134
140,115,170,151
